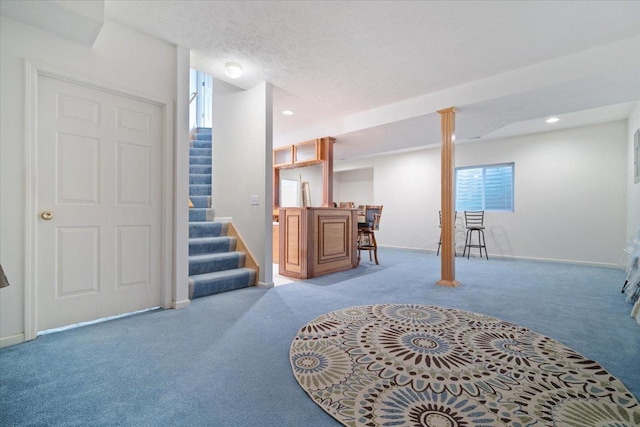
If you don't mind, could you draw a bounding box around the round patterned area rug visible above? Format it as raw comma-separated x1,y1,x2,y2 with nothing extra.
290,304,639,426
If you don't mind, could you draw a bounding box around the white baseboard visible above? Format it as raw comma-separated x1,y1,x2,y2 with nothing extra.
258,281,274,289
378,245,623,269
173,299,191,310
0,333,25,348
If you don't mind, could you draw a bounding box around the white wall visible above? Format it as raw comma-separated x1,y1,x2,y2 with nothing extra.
0,17,178,345
336,121,628,266
174,46,191,309
334,168,374,207
371,148,443,250
212,80,273,285
627,102,640,239
457,122,626,264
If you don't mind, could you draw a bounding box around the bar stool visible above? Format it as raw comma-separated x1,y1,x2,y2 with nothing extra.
463,210,488,259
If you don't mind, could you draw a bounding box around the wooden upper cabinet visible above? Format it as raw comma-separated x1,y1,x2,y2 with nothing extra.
274,139,323,169
273,145,293,168
293,139,322,165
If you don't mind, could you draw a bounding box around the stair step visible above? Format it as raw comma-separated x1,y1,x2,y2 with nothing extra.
195,132,212,141
188,268,255,299
189,221,227,238
189,236,236,255
190,147,212,157
190,156,212,165
189,195,211,208
190,184,211,196
189,252,245,276
189,208,215,222
191,139,212,149
189,174,211,185
190,165,211,174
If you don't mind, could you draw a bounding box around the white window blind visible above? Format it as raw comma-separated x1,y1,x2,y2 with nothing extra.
455,163,514,211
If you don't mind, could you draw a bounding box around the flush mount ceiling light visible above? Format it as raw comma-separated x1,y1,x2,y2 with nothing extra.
224,62,242,79
546,117,560,123
282,110,294,115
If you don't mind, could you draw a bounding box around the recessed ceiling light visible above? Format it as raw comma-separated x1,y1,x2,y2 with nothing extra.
546,117,559,123
224,62,242,79
282,110,294,115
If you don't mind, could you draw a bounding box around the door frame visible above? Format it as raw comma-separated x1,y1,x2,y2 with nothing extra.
23,59,175,341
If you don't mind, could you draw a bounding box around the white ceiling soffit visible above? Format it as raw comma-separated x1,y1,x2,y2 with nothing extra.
333,100,637,163
333,57,640,161
456,65,640,140
483,102,637,141
333,114,440,161
289,35,640,153
334,63,640,161
0,0,104,47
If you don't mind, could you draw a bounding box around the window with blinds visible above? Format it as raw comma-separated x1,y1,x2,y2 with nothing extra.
455,163,514,212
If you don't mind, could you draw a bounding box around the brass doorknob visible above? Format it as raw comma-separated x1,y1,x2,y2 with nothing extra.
41,211,53,220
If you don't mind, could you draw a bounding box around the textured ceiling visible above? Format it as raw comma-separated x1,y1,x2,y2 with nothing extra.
103,1,640,146
4,1,639,159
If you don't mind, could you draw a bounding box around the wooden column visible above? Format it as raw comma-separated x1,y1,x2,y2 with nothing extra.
437,107,460,287
321,137,335,207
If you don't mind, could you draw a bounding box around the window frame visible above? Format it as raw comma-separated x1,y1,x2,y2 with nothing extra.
455,162,515,212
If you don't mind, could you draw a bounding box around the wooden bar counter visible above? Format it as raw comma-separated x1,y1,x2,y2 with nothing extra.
278,207,358,279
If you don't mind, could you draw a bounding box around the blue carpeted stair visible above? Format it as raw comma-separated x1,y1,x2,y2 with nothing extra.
189,128,214,222
188,128,255,299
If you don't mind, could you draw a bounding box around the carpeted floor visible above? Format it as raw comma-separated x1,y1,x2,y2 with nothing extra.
291,304,639,426
0,248,638,426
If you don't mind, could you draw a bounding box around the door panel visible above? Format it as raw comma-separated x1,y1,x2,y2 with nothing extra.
57,133,99,204
57,226,99,296
36,75,163,331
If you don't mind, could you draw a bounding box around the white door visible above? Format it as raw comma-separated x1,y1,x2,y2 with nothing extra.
36,75,163,331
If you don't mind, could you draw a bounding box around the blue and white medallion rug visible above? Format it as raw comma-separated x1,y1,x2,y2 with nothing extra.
290,304,639,426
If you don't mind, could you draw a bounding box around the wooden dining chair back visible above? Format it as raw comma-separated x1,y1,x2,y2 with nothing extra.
358,205,383,264
364,205,383,229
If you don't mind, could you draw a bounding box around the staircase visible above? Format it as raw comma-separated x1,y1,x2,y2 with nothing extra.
188,128,256,299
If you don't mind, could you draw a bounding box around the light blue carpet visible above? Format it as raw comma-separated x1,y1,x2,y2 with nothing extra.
1,248,638,426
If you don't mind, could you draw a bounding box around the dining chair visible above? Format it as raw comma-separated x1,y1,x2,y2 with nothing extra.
463,210,488,259
357,205,383,265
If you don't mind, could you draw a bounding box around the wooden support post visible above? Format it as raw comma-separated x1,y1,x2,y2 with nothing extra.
321,137,335,207
437,107,460,287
